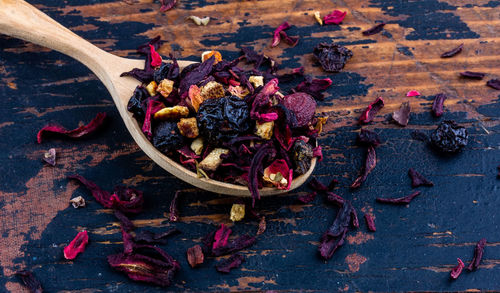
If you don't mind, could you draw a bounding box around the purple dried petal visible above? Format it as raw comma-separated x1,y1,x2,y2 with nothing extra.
279,31,299,47
114,210,135,232
37,113,107,143
169,191,180,222
16,270,43,293
357,129,381,147
248,142,276,206
271,22,290,47
69,175,112,208
393,101,411,126
324,10,347,25
159,0,177,12
364,214,376,232
294,76,332,101
362,23,385,36
350,146,376,189
359,97,384,124
212,235,257,257
486,79,500,90
376,191,421,205
134,228,180,244
467,238,486,271
178,55,215,96
43,148,56,166
308,178,329,193
298,191,317,203
213,224,232,250
450,258,464,280
122,227,134,254
216,253,245,273
460,71,485,79
432,93,447,117
408,168,434,188
441,43,463,58
120,68,154,83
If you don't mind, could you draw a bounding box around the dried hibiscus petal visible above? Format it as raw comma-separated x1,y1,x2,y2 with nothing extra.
432,93,447,117
42,148,56,166
69,175,112,207
308,178,329,193
213,235,256,257
359,97,384,124
450,258,464,280
313,42,352,73
216,253,245,273
213,224,232,250
271,22,290,47
406,90,421,97
408,168,433,187
159,0,177,12
486,79,500,90
16,270,43,293
362,23,385,36
64,231,89,260
169,191,180,222
149,44,162,67
467,238,486,271
357,129,381,147
319,199,354,260
249,143,276,206
460,71,485,79
351,146,376,189
298,191,317,204
115,210,135,232
37,112,106,143
294,77,332,101
441,43,463,58
279,31,299,47
324,10,346,25
393,101,411,126
187,245,204,268
376,191,421,205
364,214,376,232
134,228,180,244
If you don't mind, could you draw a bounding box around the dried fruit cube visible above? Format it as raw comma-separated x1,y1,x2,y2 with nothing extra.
314,11,323,25
201,50,222,64
188,84,204,112
146,81,158,96
199,148,229,171
228,85,249,98
70,196,86,208
230,203,245,222
157,79,174,98
200,81,225,100
254,121,274,140
249,76,264,88
177,117,199,138
154,106,189,121
190,137,204,155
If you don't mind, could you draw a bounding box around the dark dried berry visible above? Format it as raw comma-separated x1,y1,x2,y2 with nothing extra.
313,42,353,73
154,61,179,84
197,96,252,145
282,92,316,127
153,121,184,153
430,120,468,153
291,140,313,175
127,86,149,119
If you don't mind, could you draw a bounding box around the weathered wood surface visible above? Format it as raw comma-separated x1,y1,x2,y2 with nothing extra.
0,0,499,291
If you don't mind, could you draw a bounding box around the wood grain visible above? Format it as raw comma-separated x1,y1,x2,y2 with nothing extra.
0,0,499,292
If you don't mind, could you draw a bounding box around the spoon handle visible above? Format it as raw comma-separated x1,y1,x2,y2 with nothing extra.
0,0,113,81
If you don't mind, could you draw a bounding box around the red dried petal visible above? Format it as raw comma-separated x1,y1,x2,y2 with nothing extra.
486,79,500,90
392,101,411,126
308,178,329,193
406,90,421,97
16,270,43,293
37,112,106,143
187,245,204,268
149,44,162,67
213,224,232,250
467,238,486,271
249,143,276,206
364,214,376,232
271,22,291,47
376,191,421,205
298,191,317,204
259,112,278,122
432,93,447,117
359,97,384,124
64,231,89,260
450,258,464,280
212,235,256,256
279,31,299,47
312,146,323,162
250,79,280,121
216,253,245,273
263,159,292,190
323,10,347,25
294,77,332,101
441,43,463,58
159,0,177,12
351,146,377,189
69,175,113,207
357,129,381,147
142,99,164,140
362,23,385,36
282,92,317,127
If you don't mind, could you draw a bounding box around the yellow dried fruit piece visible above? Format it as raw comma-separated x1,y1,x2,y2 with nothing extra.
154,106,189,121
157,79,174,98
198,148,229,171
314,11,323,26
190,137,204,155
201,50,222,64
177,117,199,138
200,81,225,100
228,85,250,98
249,76,264,88
146,81,158,96
315,116,328,134
230,203,245,222
187,16,210,26
254,121,274,140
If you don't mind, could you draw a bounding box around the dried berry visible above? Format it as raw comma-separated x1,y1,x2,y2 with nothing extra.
430,120,468,153
467,238,486,271
216,253,245,273
152,121,184,154
127,86,149,119
197,96,251,145
376,191,421,205
16,270,43,293
64,231,89,260
362,23,385,36
37,113,106,143
450,258,464,280
313,42,353,73
291,139,313,175
441,43,463,58
282,92,316,127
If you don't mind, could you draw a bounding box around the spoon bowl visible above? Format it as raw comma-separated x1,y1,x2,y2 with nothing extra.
0,0,316,196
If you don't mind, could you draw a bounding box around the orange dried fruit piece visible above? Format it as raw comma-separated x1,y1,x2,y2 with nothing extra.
188,85,204,112
154,106,189,121
201,50,222,64
157,79,174,98
200,81,225,100
177,117,199,138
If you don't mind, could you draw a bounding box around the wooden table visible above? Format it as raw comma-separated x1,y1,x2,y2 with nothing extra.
1,0,499,291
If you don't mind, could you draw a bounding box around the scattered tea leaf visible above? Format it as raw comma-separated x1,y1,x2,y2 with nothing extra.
364,214,376,232
441,43,463,58
42,148,56,166
393,101,411,126
351,146,377,189
406,90,421,97
16,270,43,293
187,245,204,268
186,16,210,26
69,196,86,208
460,71,485,79
64,231,89,260
486,79,500,90
216,253,245,273
362,23,385,36
134,228,180,244
432,93,447,117
37,112,106,143
408,168,434,188
376,191,421,205
450,258,464,280
467,238,486,271
359,97,384,124
323,10,346,25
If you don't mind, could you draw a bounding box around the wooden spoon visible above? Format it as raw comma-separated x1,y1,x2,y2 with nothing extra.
0,0,316,196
